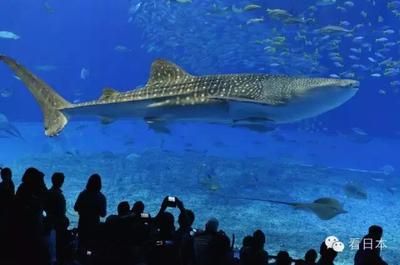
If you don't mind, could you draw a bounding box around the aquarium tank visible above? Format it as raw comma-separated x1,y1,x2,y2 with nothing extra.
0,0,399,264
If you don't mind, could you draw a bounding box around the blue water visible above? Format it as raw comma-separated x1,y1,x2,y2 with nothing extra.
1,1,400,264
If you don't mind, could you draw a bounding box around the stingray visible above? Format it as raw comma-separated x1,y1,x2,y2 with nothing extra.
222,195,347,220
343,182,367,199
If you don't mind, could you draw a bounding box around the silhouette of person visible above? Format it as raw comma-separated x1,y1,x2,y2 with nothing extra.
104,201,132,265
296,249,318,265
274,251,292,265
12,167,49,265
193,217,234,265
317,240,338,265
74,173,106,256
207,228,234,265
147,211,182,265
110,201,130,219
0,167,15,217
129,201,151,264
354,225,388,265
147,196,192,265
132,200,145,216
176,209,195,265
45,172,67,223
45,172,68,264
305,249,318,265
193,218,219,265
240,235,254,265
240,230,268,265
0,167,15,263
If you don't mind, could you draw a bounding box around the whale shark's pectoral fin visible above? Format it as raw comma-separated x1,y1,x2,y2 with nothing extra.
233,117,274,123
145,117,171,135
231,124,275,133
231,117,275,133
100,116,115,125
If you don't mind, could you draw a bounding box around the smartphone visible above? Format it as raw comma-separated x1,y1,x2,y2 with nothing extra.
140,213,150,218
167,196,177,207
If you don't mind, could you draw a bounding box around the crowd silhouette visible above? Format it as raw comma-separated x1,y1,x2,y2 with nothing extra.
0,166,389,265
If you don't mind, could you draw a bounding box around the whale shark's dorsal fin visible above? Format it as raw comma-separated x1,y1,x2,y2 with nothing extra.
147,59,193,86
99,88,119,101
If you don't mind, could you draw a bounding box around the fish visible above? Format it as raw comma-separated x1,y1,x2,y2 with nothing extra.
0,87,13,98
339,21,351,27
381,164,395,175
243,4,261,11
0,113,24,139
0,31,20,40
0,55,359,137
352,127,368,136
352,36,364,42
246,17,264,25
315,25,353,34
344,1,355,7
334,62,344,68
376,37,389,43
43,1,55,13
316,0,336,6
348,55,360,60
129,2,142,15
126,152,140,161
266,9,294,20
147,120,171,134
383,29,395,35
387,1,400,10
175,0,192,3
390,81,400,86
378,89,386,95
361,11,368,18
80,67,89,80
114,45,132,53
350,48,361,54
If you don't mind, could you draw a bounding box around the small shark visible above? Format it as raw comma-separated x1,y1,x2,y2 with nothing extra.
0,55,359,136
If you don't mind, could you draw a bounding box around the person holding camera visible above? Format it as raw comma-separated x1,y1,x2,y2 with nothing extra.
146,196,186,265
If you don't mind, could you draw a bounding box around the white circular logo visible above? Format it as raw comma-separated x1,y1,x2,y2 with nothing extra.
325,236,339,248
332,241,345,252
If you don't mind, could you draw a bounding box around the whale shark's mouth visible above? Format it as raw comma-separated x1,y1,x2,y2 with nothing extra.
282,80,359,122
253,79,360,123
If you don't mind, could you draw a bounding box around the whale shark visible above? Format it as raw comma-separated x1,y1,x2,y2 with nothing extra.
0,55,359,136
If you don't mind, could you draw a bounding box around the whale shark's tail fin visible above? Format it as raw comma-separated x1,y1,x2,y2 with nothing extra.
0,55,71,136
